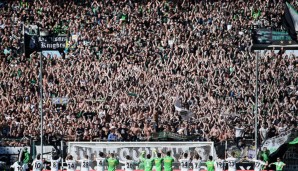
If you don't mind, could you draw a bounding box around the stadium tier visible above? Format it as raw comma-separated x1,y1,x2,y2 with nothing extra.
0,0,298,171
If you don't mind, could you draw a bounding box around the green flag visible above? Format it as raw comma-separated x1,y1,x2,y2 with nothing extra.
252,9,261,19
289,137,298,145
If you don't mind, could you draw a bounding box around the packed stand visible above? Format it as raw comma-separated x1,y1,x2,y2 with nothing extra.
0,0,298,145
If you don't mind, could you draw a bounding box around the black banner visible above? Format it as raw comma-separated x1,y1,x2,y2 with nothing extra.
252,29,296,45
24,33,67,57
24,34,38,58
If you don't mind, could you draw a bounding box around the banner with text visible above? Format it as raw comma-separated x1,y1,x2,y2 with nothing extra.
38,36,67,50
262,130,292,154
24,26,67,57
36,169,274,171
68,142,215,170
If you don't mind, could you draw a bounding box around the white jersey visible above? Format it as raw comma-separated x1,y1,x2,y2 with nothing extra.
179,158,191,171
79,159,92,171
51,158,61,171
214,159,224,171
192,159,202,171
226,157,237,171
22,163,29,171
122,160,137,171
252,159,266,171
96,157,106,171
66,160,76,171
11,162,23,171
32,160,43,171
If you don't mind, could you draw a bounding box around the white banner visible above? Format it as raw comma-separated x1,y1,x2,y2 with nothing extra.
52,97,69,104
262,130,292,154
35,146,56,160
174,97,194,120
0,147,29,155
68,142,215,166
0,146,30,164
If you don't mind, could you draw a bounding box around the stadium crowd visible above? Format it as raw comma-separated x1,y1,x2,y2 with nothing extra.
0,0,298,146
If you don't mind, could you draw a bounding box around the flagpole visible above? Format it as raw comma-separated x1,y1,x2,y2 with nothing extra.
23,23,25,55
40,51,43,162
254,51,259,158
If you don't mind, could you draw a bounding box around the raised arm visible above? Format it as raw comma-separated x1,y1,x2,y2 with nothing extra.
119,160,126,164
152,149,157,158
139,151,146,162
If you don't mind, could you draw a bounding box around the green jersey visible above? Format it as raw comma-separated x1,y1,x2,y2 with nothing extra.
144,158,154,171
206,161,215,171
107,157,119,171
23,151,30,164
261,152,269,162
163,156,174,171
273,162,285,171
154,157,163,171
139,153,145,170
